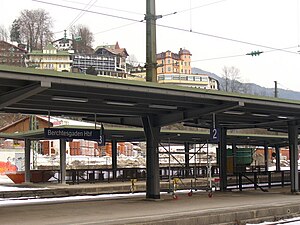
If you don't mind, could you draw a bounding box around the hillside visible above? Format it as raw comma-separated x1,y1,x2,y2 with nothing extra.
192,67,300,100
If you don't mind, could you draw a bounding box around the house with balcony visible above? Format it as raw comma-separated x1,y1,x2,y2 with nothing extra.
129,48,219,90
26,44,72,72
72,42,128,78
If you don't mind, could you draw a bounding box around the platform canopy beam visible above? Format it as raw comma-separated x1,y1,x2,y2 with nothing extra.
155,102,244,127
0,81,50,109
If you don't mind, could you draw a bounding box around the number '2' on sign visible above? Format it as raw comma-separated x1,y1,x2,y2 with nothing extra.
210,128,220,142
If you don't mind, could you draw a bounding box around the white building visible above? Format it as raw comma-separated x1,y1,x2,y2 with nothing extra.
157,73,219,90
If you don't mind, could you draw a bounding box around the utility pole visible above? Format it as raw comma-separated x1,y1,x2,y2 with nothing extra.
274,81,278,98
145,0,157,82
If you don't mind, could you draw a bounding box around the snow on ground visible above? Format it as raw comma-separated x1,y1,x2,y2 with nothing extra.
0,192,147,206
0,189,204,206
247,217,300,224
0,175,14,184
0,175,48,192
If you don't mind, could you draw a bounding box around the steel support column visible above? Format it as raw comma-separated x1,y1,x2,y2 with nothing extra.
24,139,31,183
184,142,190,177
232,142,237,174
219,127,227,191
146,0,157,82
60,139,67,184
264,143,269,172
288,122,299,192
275,145,280,171
142,116,161,199
111,139,118,179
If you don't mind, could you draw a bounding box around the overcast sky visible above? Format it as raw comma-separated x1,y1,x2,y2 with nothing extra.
1,0,300,92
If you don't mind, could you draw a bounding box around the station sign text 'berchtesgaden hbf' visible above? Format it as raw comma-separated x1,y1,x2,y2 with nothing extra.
44,128,105,146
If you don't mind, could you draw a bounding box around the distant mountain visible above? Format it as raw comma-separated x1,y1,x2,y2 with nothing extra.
192,67,300,100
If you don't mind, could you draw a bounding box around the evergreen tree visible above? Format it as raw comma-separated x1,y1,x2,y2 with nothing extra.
10,19,21,43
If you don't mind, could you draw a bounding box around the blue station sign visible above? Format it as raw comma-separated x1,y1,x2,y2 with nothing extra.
210,127,220,143
44,128,105,146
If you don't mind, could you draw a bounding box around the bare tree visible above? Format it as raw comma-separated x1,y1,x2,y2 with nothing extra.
0,113,25,128
0,25,8,41
70,24,94,54
14,9,53,50
221,66,246,93
127,54,139,67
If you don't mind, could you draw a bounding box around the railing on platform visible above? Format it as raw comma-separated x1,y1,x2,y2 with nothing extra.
227,171,291,191
32,166,295,192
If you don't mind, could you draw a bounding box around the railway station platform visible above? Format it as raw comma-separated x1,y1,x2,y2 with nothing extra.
1,178,300,224
0,177,209,199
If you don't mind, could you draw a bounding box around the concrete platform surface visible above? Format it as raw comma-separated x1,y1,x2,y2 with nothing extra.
0,184,300,225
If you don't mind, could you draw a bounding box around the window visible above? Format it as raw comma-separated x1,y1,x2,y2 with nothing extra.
168,59,170,64
158,75,164,80
185,62,187,66
165,75,172,80
173,75,180,80
168,67,171,71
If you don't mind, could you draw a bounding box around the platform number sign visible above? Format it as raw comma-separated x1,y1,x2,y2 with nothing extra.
97,134,106,146
210,127,220,143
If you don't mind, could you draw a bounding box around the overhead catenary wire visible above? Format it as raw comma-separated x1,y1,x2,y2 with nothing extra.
34,0,300,56
33,0,143,23
156,23,300,55
192,46,299,62
53,0,98,34
161,0,228,18
65,0,97,31
94,21,142,35
277,82,292,91
59,0,144,15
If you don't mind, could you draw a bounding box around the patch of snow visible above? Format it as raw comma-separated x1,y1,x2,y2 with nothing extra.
247,217,300,225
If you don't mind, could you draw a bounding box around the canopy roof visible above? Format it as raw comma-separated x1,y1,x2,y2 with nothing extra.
0,125,289,147
0,65,299,134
